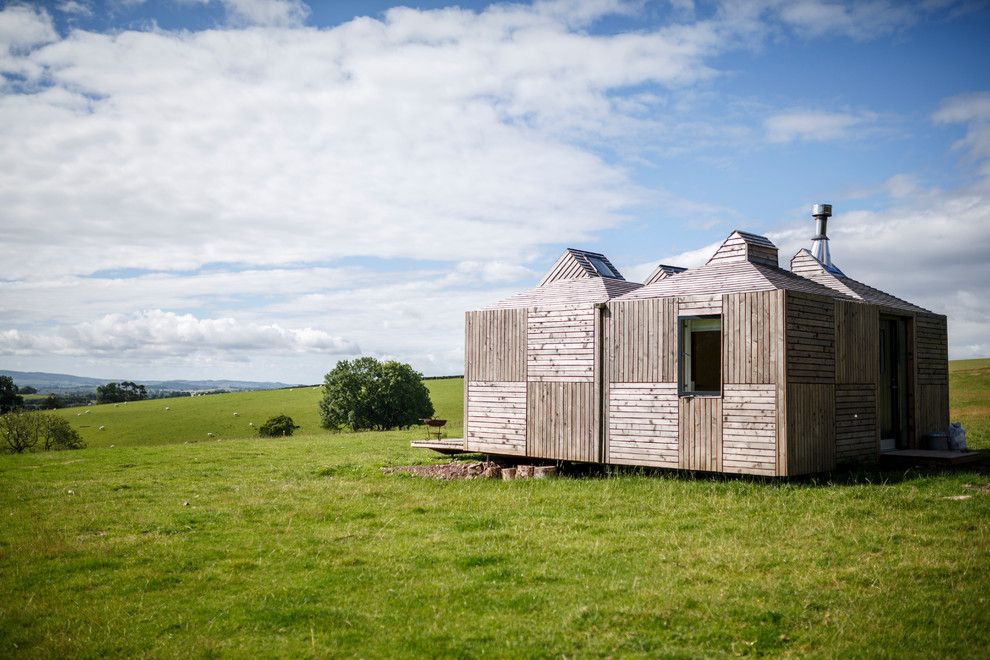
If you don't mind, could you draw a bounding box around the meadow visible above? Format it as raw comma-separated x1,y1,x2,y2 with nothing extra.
0,366,987,657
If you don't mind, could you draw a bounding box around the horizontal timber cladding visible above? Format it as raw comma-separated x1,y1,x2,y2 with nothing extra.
464,309,527,382
917,383,949,437
786,291,835,384
835,384,878,464
834,301,879,385
527,381,596,462
722,384,777,476
465,381,527,455
677,294,722,317
606,298,677,383
916,314,948,385
607,383,678,468
527,305,596,382
723,290,783,385
786,383,836,475
678,396,722,472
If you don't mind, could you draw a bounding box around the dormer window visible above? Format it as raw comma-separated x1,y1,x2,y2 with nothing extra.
588,256,618,278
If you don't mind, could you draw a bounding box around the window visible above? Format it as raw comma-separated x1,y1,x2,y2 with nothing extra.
680,316,721,395
588,256,618,278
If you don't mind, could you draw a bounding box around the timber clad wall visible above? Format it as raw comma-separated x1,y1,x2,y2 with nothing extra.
918,383,949,437
722,384,776,475
465,381,526,455
527,306,595,382
786,292,836,384
527,382,596,461
465,309,527,381
787,383,836,474
679,397,722,471
607,383,678,467
835,301,879,384
916,314,949,385
723,291,782,384
606,299,677,383
835,384,878,462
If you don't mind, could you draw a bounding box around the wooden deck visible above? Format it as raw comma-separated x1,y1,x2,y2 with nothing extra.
879,449,982,467
410,439,467,454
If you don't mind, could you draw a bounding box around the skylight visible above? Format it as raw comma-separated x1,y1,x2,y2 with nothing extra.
588,256,617,278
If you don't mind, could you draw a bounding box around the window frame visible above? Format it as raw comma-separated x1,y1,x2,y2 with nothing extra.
678,314,723,397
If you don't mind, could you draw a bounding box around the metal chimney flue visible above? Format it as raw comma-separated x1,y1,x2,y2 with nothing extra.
810,203,844,275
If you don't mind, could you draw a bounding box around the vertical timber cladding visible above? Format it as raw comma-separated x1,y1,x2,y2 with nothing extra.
604,298,678,466
721,290,784,475
464,309,527,454
526,304,596,461
834,300,880,464
785,291,836,474
916,313,949,437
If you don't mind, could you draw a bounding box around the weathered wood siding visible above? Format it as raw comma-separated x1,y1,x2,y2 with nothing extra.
917,383,949,437
786,292,835,384
722,384,776,475
465,381,526,455
678,294,722,317
835,301,879,384
605,299,677,383
916,314,948,385
607,383,678,467
527,305,595,382
786,383,835,474
464,309,527,381
723,290,782,385
679,397,722,471
527,381,596,461
835,384,877,463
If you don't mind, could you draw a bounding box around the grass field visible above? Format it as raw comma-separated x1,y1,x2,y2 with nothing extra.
1,368,988,657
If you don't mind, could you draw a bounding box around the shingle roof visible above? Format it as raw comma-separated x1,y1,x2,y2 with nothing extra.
644,264,687,285
538,248,625,286
487,277,642,309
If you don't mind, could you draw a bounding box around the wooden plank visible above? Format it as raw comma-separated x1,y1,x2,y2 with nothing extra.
465,381,527,455
786,383,835,475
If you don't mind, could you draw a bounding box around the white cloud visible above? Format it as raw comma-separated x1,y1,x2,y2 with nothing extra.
0,310,359,357
774,0,919,40
764,109,876,143
58,1,94,17
220,0,309,27
0,5,57,52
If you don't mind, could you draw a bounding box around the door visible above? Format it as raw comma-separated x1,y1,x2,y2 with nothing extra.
879,316,908,451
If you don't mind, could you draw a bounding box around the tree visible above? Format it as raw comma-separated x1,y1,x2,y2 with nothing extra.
18,385,37,395
97,381,148,404
258,414,299,437
0,376,23,414
319,357,434,431
42,393,62,410
0,411,85,454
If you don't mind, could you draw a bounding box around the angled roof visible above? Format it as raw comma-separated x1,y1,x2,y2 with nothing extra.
644,264,687,285
486,248,640,309
487,277,642,309
539,248,625,286
789,249,931,314
618,231,847,301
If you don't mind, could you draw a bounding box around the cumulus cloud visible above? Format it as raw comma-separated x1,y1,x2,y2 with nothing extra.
764,110,877,143
0,310,359,358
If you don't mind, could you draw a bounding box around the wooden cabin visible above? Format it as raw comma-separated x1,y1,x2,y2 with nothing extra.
461,215,949,476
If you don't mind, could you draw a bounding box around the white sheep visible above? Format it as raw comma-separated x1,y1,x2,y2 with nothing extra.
207,432,215,437
165,406,171,411
233,412,239,417
99,425,105,431
248,422,254,427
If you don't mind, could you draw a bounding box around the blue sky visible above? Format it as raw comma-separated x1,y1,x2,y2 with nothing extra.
1,0,988,382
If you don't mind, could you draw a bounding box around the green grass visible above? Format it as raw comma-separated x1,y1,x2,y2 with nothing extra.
52,378,464,449
1,372,988,657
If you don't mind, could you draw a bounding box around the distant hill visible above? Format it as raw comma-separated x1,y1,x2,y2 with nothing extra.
0,369,299,394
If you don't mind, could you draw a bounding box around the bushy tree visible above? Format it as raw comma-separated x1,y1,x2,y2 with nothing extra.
258,414,299,437
97,381,148,404
0,411,84,454
42,393,62,410
18,385,37,395
319,357,434,431
0,376,23,414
